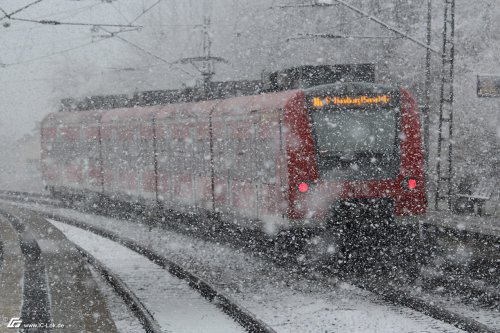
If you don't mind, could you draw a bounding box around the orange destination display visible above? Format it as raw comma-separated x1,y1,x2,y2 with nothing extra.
312,95,391,108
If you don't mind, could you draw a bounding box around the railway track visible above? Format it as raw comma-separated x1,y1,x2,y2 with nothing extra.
0,201,276,333
75,244,163,333
49,219,262,333
49,216,276,333
0,190,498,332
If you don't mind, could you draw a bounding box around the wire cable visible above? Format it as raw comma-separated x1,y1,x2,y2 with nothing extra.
9,17,141,28
32,2,101,21
100,27,197,78
130,0,162,24
110,2,132,25
0,0,43,21
1,34,114,68
0,6,9,17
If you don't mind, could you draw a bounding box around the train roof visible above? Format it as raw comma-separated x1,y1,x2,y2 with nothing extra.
42,109,102,127
211,90,300,118
58,64,376,113
304,81,398,95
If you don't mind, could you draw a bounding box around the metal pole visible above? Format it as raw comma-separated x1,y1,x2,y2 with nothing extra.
202,16,213,98
434,0,455,210
423,0,432,171
446,0,456,210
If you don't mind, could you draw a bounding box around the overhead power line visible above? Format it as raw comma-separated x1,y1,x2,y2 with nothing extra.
0,6,9,17
9,17,142,28
287,33,402,41
99,27,197,78
273,0,439,54
270,1,338,9
330,0,439,54
0,34,116,68
0,0,43,21
130,0,162,24
0,26,140,68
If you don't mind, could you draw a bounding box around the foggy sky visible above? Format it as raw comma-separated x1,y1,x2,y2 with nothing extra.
0,0,499,147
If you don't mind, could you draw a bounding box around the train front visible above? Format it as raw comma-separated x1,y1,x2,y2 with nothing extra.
286,82,426,231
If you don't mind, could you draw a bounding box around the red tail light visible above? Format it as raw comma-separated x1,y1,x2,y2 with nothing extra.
401,177,418,191
298,182,309,193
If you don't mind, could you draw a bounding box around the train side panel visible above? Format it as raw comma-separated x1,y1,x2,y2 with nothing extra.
41,111,102,195
211,91,297,231
100,107,157,202
282,91,319,221
80,112,103,193
41,113,60,189
254,109,289,229
394,88,426,215
155,101,216,212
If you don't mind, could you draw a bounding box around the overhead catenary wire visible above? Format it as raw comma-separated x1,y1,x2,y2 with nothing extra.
0,0,43,21
110,2,132,25
130,0,162,24
0,34,110,53
272,0,439,54
0,6,9,17
31,2,102,21
0,34,115,68
99,27,197,78
0,1,191,79
287,33,402,41
331,0,439,54
9,17,141,28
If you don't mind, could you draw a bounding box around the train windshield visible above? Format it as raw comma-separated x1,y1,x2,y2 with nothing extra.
310,107,400,180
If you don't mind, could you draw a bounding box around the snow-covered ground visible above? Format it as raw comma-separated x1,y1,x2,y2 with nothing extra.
3,200,473,333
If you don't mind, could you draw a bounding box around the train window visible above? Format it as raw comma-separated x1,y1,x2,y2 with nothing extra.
194,136,210,175
310,107,400,180
169,137,193,173
227,125,256,181
313,109,397,152
255,144,276,183
156,124,171,159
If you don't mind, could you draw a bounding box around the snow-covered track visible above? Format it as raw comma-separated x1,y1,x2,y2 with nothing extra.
1,192,498,332
0,190,61,207
0,190,48,200
40,211,277,333
420,271,500,309
0,197,276,333
75,244,163,333
30,209,500,332
347,274,498,333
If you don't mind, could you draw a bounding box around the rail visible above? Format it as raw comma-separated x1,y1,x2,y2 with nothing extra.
0,190,498,333
42,212,277,333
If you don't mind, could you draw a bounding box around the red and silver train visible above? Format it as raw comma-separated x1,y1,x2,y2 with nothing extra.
41,75,426,237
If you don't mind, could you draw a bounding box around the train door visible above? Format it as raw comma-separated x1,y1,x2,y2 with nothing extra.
255,109,288,231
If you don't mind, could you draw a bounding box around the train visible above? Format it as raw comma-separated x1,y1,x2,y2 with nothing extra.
41,65,426,247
